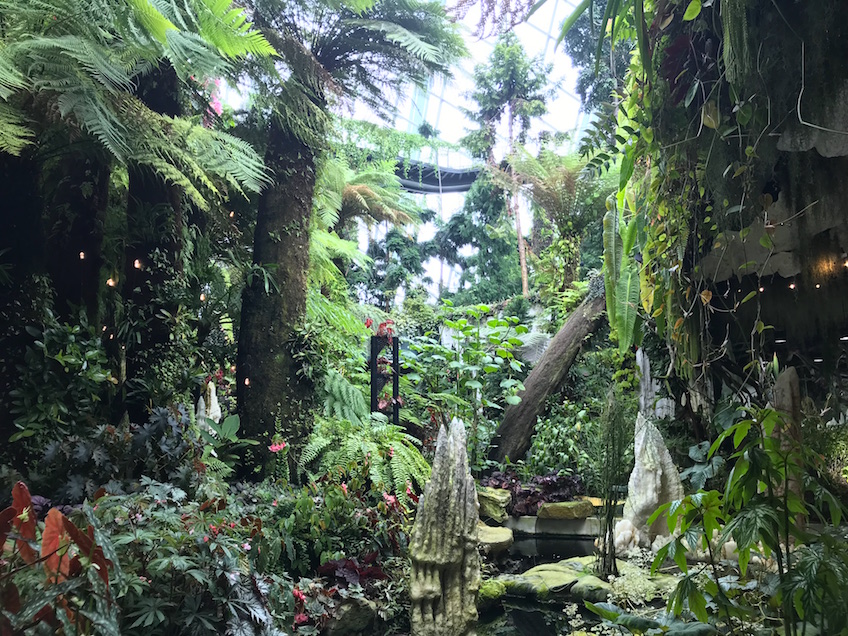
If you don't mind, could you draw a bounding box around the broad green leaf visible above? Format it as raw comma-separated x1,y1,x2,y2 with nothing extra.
603,207,623,326
702,101,720,129
615,259,641,353
683,0,702,21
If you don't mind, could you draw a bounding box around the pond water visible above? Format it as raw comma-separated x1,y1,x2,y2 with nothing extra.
502,536,595,574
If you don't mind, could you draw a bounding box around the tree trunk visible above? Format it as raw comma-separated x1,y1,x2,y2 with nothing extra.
489,294,606,463
514,199,529,298
43,152,111,323
121,65,183,419
236,122,316,478
507,103,529,298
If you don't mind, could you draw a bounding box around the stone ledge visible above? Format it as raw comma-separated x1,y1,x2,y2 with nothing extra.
504,515,614,538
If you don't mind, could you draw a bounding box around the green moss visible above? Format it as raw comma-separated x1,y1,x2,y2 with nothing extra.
479,579,507,603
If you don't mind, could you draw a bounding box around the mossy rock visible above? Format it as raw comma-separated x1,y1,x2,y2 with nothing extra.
477,486,512,523
496,563,586,600
570,575,612,602
324,598,377,635
537,500,595,519
478,579,508,612
478,522,513,554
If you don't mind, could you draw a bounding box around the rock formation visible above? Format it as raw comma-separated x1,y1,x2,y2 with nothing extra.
409,419,480,636
616,413,683,550
196,380,222,425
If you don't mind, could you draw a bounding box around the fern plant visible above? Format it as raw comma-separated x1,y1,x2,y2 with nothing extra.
0,0,271,205
300,413,431,503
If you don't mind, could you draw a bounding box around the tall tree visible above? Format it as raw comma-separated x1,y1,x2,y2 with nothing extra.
235,0,464,475
462,32,552,297
434,175,522,305
560,1,632,114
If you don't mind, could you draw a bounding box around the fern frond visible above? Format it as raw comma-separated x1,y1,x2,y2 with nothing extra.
343,19,440,64
0,103,34,155
322,370,369,425
193,0,276,58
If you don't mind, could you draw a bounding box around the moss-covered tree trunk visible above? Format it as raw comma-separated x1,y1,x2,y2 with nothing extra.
236,122,316,477
489,294,606,464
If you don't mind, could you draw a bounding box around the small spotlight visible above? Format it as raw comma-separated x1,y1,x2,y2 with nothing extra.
230,365,236,373
840,336,848,342
814,358,824,363
109,334,114,340
759,286,765,292
106,278,116,287
844,260,848,268
79,251,85,260
229,211,235,218
789,283,796,290
102,325,107,332
244,377,250,386
775,338,787,344
737,288,742,293
816,283,821,289
133,259,142,269
200,293,207,302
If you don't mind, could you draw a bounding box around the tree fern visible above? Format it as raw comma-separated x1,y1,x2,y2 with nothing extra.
0,0,271,203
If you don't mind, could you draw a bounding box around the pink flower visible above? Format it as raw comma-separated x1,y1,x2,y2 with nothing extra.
272,499,278,507
294,613,309,626
383,492,397,507
389,446,394,458
242,543,251,551
269,441,287,453
340,483,348,495
293,588,306,602
203,536,209,543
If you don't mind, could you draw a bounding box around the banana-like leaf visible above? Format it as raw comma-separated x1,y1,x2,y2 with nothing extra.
615,258,641,353
603,207,622,326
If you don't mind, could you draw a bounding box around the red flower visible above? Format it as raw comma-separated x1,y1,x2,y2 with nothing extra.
293,588,306,602
365,318,374,329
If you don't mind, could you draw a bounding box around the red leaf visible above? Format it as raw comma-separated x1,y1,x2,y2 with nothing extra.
62,519,112,591
68,556,82,578
41,509,70,581
0,506,16,549
1,582,20,613
11,482,37,564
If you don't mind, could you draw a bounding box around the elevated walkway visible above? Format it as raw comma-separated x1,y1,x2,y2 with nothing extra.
395,158,482,194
